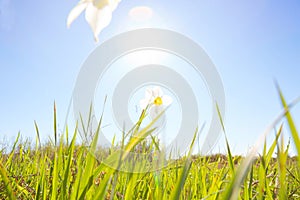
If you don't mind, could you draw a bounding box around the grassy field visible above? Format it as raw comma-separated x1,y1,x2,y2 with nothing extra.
0,88,300,200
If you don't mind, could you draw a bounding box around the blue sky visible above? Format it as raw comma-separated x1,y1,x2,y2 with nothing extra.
0,0,299,155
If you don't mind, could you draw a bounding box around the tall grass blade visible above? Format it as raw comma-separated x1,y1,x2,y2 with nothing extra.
217,104,234,173
62,126,77,198
77,102,104,198
0,162,16,200
276,84,300,169
277,134,288,200
50,153,59,200
170,129,198,200
53,102,57,146
34,120,41,150
222,98,293,199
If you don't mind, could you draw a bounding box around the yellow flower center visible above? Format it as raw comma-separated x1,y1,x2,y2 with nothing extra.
93,0,110,9
154,97,163,106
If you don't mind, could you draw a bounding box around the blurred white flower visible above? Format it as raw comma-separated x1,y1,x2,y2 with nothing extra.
140,86,172,119
67,0,121,42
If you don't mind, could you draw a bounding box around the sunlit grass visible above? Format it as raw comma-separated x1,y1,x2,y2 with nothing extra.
0,88,299,199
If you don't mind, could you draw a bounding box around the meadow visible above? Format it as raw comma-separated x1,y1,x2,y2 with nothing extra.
0,87,299,200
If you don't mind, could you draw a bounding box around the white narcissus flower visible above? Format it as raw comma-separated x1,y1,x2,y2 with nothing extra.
67,0,121,42
140,86,173,119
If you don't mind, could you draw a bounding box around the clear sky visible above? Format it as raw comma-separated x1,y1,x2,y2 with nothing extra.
0,0,299,155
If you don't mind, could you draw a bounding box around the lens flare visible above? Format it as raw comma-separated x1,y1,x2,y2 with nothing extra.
129,6,153,22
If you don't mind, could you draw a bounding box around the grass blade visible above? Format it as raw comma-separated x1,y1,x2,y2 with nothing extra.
0,162,16,200
276,84,300,169
170,129,198,200
54,102,57,146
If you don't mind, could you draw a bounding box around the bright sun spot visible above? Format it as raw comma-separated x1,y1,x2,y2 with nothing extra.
129,6,153,22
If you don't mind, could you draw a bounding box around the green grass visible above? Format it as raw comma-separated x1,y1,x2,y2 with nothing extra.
0,89,300,199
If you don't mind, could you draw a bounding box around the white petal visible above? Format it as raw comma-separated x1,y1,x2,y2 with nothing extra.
140,99,149,110
67,2,88,28
162,95,173,106
109,0,121,11
145,88,153,100
152,86,163,98
85,3,112,42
